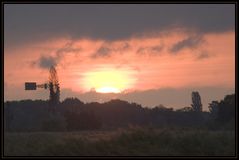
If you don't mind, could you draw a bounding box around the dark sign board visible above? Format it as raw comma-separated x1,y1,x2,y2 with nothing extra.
25,82,37,90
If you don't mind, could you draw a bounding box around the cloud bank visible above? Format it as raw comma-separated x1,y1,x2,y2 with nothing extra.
5,4,235,48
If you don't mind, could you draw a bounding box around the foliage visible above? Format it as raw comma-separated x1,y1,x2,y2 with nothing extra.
217,94,235,123
191,91,202,112
3,93,235,132
176,106,193,112
3,93,236,156
207,94,235,130
64,110,102,131
49,66,60,109
41,112,67,131
4,128,235,156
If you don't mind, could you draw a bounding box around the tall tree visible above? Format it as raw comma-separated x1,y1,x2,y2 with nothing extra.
191,91,202,112
49,66,60,112
217,94,235,123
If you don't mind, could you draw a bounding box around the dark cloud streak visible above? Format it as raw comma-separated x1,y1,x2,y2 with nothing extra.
35,41,81,69
137,45,164,55
38,56,57,69
197,52,210,60
4,4,235,48
170,35,204,53
91,42,130,58
92,46,111,58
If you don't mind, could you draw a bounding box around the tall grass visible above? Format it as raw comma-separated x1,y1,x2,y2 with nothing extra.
4,127,235,156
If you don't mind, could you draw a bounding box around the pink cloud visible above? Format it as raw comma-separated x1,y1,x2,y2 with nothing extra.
4,30,235,99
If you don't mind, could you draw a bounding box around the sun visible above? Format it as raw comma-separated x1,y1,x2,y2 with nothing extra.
81,67,136,93
96,87,121,93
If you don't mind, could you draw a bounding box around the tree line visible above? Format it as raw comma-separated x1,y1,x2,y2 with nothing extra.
4,93,235,132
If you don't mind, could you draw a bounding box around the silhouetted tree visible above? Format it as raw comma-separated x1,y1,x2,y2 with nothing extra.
191,91,202,112
208,101,219,119
153,104,173,112
207,94,235,130
176,106,193,112
49,66,60,112
62,97,84,106
41,112,66,131
4,102,14,131
64,110,101,131
217,94,235,123
6,93,234,132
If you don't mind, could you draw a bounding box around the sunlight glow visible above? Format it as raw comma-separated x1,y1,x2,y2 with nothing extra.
96,87,121,93
81,67,137,93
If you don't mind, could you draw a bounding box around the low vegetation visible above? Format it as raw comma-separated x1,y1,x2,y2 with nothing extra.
4,127,235,156
4,93,235,156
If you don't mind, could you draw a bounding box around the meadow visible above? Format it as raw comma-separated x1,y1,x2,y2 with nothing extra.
4,127,235,156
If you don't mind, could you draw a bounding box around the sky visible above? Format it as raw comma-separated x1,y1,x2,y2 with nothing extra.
4,4,235,110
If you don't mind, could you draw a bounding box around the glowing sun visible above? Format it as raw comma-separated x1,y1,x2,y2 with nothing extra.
96,87,121,93
81,68,137,93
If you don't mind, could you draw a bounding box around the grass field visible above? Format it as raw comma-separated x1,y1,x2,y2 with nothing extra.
4,127,235,156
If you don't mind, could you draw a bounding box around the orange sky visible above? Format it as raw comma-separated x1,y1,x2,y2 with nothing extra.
4,30,235,97
4,4,235,110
